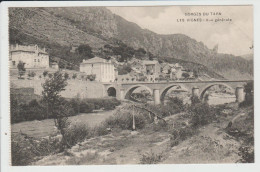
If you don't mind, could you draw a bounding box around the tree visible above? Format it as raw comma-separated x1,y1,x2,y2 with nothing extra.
72,73,77,80
42,72,70,150
76,44,94,59
193,69,199,78
17,61,26,79
182,72,190,79
64,73,69,80
28,71,36,79
43,71,48,78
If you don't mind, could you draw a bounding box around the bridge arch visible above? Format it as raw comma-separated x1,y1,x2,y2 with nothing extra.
107,87,117,97
124,84,153,100
160,84,188,103
200,83,235,100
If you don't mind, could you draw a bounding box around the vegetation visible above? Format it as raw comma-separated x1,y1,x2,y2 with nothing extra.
42,71,71,150
140,151,163,164
17,61,26,79
239,81,254,108
11,96,121,124
27,71,36,79
86,74,96,81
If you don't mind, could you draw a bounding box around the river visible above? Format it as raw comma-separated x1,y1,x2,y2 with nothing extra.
12,109,116,138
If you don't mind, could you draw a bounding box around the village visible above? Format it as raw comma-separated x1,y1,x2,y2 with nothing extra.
9,43,207,101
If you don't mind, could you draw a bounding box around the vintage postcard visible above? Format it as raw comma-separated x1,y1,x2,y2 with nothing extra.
0,1,259,172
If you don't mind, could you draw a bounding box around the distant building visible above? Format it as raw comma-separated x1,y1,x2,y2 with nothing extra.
80,57,115,82
142,60,160,82
9,44,49,69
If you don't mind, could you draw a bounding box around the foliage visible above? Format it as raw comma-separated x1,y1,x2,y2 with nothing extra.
63,124,92,148
189,103,217,128
43,70,48,77
11,98,47,123
72,73,77,79
79,102,95,113
239,81,254,107
76,44,94,59
27,71,36,78
11,133,61,166
117,63,132,75
64,72,69,80
190,95,201,105
17,61,26,78
42,71,70,150
140,151,163,164
104,110,147,130
86,74,96,81
238,146,254,163
169,126,196,147
182,72,190,79
48,73,53,78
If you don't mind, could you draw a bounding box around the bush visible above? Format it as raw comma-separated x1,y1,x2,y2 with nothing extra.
189,103,217,128
104,110,147,130
239,81,253,108
169,126,196,147
64,124,91,147
11,99,47,123
11,133,61,166
79,102,94,113
238,145,254,163
140,151,163,164
190,95,201,105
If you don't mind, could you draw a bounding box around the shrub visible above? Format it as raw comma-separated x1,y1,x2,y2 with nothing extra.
11,99,47,123
189,103,217,128
238,145,254,163
79,102,94,113
43,71,48,77
169,126,196,147
11,133,61,166
104,110,147,130
140,151,163,164
239,81,254,108
64,124,91,147
86,74,96,81
64,72,69,80
190,95,201,105
72,73,77,79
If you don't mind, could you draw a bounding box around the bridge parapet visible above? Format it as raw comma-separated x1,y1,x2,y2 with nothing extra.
103,80,252,104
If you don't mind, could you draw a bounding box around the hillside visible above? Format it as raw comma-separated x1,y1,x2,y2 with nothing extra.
9,7,253,80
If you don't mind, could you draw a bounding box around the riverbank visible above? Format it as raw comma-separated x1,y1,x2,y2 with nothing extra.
32,103,253,165
12,109,116,138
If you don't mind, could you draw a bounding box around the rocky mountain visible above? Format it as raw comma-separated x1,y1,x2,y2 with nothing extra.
9,7,253,79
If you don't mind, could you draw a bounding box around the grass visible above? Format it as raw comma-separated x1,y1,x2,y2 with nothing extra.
139,150,163,164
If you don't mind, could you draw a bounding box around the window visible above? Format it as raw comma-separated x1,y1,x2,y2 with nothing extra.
34,59,36,62
38,59,40,62
12,61,15,66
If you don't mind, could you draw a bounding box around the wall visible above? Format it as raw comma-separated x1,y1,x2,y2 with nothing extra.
10,78,107,99
10,51,49,69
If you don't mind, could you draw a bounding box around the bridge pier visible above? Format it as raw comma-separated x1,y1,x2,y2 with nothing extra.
192,87,200,97
153,89,160,105
235,86,245,103
119,89,125,100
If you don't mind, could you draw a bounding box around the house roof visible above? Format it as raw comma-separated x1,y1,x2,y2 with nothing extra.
81,57,111,64
143,60,159,65
10,44,48,55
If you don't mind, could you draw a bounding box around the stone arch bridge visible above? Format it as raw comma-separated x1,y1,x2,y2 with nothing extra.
103,80,252,105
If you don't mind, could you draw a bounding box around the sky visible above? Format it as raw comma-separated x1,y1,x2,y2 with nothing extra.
107,6,253,56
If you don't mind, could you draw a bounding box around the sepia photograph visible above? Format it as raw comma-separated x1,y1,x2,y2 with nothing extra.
5,4,254,166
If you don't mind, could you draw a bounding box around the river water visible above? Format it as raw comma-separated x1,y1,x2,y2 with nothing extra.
12,94,235,138
12,110,116,138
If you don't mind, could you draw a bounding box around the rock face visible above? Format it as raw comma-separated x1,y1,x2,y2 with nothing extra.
9,7,253,79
